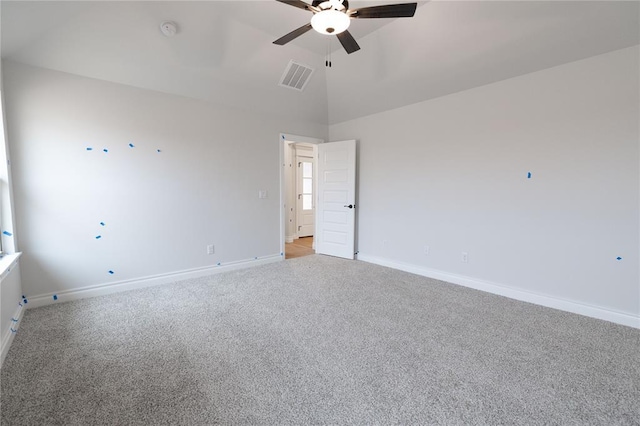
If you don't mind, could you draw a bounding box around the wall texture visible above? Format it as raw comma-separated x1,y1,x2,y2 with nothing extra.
330,47,639,323
3,46,639,326
4,61,327,298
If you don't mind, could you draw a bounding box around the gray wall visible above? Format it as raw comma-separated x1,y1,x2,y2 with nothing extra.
330,47,639,321
3,61,327,297
4,46,639,326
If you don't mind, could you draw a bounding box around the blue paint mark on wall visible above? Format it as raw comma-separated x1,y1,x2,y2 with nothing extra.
3,231,13,237
129,143,135,148
95,235,102,239
108,270,114,275
527,172,532,179
103,149,109,153
86,147,93,151
100,222,106,226
157,149,162,153
53,295,58,301
616,257,623,261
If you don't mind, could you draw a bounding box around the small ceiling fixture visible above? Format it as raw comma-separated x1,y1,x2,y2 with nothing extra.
160,21,178,37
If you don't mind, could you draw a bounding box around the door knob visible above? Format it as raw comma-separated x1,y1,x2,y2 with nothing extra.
344,204,354,209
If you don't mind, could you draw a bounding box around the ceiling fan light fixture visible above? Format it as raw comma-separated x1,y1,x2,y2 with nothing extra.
311,9,350,35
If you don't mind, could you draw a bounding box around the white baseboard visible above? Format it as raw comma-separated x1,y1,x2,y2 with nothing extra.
1,301,25,368
285,235,295,244
26,254,283,309
356,253,640,329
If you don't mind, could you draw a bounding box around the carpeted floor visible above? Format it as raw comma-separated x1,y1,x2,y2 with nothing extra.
2,255,639,425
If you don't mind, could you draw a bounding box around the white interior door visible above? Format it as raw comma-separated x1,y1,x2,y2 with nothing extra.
297,155,315,237
316,140,356,259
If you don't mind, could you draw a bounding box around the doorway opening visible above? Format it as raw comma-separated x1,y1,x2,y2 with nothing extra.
280,135,357,261
286,236,314,259
280,134,322,260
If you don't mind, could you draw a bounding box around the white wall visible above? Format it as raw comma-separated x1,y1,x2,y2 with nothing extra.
3,46,639,326
330,47,640,324
4,61,327,299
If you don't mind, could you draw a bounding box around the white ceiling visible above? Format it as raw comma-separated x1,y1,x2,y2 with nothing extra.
2,1,639,125
326,1,640,123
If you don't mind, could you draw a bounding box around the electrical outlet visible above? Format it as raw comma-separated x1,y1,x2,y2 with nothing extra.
461,252,468,263
424,245,430,255
207,244,214,255
258,190,268,199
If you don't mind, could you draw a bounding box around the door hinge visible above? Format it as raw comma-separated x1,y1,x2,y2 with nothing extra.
298,226,302,231
298,162,302,167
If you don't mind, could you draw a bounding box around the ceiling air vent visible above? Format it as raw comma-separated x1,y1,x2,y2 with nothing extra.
279,60,315,92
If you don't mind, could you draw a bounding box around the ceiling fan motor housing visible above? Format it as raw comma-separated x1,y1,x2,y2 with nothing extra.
312,0,350,9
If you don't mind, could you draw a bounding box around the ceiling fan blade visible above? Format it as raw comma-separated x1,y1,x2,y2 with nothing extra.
275,0,314,11
336,30,361,54
349,3,417,19
273,23,314,45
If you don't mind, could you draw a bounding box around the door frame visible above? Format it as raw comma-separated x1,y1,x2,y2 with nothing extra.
279,133,324,259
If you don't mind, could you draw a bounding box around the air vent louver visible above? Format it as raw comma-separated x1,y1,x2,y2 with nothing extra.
279,60,315,91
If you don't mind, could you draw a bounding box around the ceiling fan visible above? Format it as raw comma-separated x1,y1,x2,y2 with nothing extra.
273,0,418,54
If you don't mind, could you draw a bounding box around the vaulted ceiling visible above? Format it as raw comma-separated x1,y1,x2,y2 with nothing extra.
2,1,639,125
